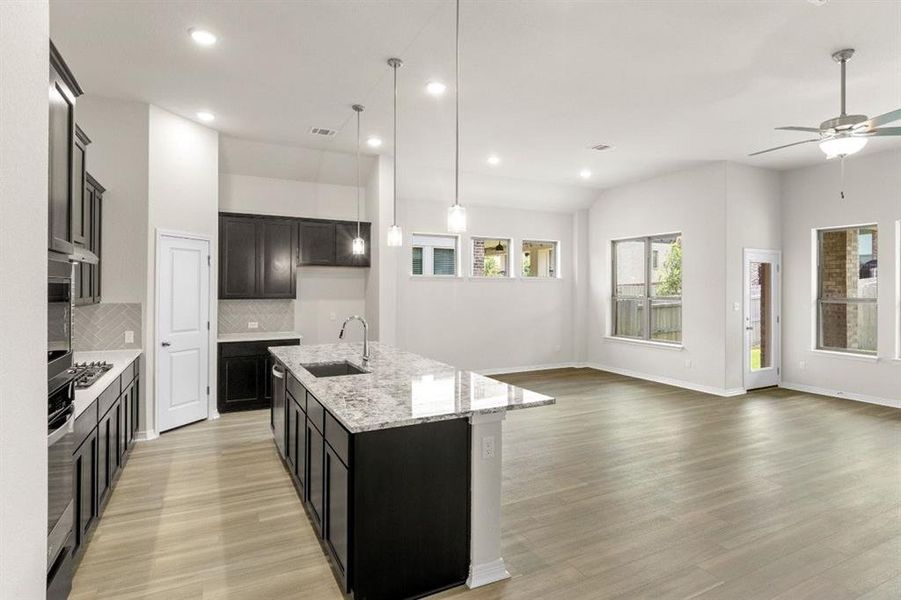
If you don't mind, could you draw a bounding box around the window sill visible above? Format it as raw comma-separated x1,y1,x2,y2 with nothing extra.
409,275,461,280
604,336,684,350
809,349,879,362
467,276,516,281
519,277,563,281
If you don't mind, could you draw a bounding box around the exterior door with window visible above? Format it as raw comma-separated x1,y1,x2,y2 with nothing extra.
743,249,781,390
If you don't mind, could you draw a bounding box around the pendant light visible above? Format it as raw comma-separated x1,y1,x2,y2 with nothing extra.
386,57,404,247
351,104,366,255
446,0,467,233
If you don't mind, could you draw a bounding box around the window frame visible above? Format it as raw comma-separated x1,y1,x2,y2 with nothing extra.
815,224,878,356
520,239,561,279
470,236,514,279
410,232,460,278
611,232,682,345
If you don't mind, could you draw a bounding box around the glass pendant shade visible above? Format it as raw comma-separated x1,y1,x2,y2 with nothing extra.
352,236,365,255
387,225,403,247
447,204,467,233
819,135,867,159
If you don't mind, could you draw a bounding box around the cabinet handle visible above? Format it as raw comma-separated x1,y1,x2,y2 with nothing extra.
161,341,171,347
272,365,285,379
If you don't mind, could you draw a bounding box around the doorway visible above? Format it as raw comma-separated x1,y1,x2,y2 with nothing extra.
743,249,781,390
156,232,211,432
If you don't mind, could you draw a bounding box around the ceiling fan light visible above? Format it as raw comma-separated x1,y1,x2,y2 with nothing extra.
819,135,868,159
387,225,403,247
447,204,467,233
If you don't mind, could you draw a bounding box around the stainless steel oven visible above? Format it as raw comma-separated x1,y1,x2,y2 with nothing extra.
48,253,73,381
47,375,75,570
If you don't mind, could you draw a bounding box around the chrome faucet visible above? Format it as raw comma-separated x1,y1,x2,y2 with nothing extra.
339,315,371,365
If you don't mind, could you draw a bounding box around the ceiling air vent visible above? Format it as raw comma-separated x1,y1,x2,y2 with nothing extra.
309,127,337,138
590,143,614,152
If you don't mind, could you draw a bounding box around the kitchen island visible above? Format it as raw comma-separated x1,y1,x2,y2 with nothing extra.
268,342,554,600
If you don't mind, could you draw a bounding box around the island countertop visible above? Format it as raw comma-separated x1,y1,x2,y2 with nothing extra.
269,342,554,433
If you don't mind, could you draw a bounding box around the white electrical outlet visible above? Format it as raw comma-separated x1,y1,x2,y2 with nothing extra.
482,435,496,460
124,330,134,344
248,322,259,329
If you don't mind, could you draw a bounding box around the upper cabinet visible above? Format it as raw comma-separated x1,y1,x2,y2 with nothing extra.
298,218,371,268
72,124,105,306
48,41,83,256
219,214,297,299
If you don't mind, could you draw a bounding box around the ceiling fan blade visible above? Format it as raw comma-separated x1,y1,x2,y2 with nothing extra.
856,108,901,130
749,138,820,157
775,126,821,133
862,127,901,137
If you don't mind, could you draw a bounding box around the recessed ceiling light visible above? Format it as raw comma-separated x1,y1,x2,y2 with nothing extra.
189,28,217,46
487,154,500,166
367,136,383,148
426,81,447,96
196,111,215,122
579,169,592,179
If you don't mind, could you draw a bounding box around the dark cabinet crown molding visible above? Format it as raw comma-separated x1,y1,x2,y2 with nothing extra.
50,41,84,97
85,172,105,193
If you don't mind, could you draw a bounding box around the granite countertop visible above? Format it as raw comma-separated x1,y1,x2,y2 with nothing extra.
269,342,554,433
218,331,303,343
73,349,143,419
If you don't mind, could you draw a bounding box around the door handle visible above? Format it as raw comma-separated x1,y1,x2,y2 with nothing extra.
161,341,171,347
745,326,753,331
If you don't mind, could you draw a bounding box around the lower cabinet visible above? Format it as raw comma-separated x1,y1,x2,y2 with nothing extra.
219,339,299,413
306,419,325,534
324,443,349,588
71,362,140,563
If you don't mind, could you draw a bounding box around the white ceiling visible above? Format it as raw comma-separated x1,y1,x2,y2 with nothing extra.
50,0,901,203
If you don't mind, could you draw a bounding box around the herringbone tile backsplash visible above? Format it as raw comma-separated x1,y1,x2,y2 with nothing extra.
73,303,142,351
218,299,294,334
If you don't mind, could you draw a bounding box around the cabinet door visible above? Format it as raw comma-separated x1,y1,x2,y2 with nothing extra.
72,136,86,246
271,362,287,458
286,397,296,472
258,219,297,298
91,190,102,302
324,444,349,587
97,410,111,505
219,217,258,298
111,399,122,474
48,64,75,255
119,385,130,459
129,376,140,442
306,421,324,533
298,221,336,266
335,221,371,267
72,429,97,555
262,354,273,402
218,355,261,413
296,405,306,490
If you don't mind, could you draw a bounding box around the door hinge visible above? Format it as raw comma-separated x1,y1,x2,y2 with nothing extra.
207,320,210,331
206,386,210,395
207,255,211,266
777,367,780,375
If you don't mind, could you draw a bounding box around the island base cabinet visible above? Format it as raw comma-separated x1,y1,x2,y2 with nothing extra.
324,445,349,591
306,422,324,534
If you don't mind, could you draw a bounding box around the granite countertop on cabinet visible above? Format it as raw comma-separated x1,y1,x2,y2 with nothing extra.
218,331,303,343
73,349,142,419
269,342,555,434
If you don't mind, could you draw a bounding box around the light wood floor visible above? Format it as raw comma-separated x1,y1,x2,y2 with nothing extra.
71,368,901,600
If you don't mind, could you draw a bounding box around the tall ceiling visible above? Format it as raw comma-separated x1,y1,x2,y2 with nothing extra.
50,0,901,198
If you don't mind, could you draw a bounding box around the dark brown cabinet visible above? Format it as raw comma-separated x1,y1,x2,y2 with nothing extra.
72,428,97,556
219,339,299,413
48,42,82,256
334,221,372,267
298,218,371,267
306,418,325,534
324,443,349,589
73,172,104,306
219,214,297,299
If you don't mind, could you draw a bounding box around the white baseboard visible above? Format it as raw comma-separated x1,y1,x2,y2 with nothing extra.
780,381,901,410
478,362,579,376
585,363,746,397
467,558,511,589
135,429,159,442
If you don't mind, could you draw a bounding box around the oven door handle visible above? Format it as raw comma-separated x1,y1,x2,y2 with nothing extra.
48,405,74,447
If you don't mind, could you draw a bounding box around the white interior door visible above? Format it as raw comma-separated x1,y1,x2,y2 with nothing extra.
743,249,781,390
157,233,210,432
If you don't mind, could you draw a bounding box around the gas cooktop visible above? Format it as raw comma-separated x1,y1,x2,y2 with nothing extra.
71,361,114,389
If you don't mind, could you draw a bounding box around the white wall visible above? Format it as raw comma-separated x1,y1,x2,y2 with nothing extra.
724,163,782,390
145,106,219,434
394,199,576,372
588,163,731,393
0,1,49,594
781,149,901,405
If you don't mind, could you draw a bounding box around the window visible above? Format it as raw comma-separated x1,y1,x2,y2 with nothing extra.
522,240,559,278
472,237,511,278
411,234,458,276
612,233,682,343
816,225,877,354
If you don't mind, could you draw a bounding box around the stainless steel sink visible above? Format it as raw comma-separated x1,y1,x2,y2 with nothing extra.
301,361,369,378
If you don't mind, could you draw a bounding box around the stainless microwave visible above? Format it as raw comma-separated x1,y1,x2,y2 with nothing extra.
48,253,73,382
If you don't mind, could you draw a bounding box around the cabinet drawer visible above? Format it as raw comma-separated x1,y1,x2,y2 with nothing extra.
72,400,97,452
98,378,121,418
120,360,136,387
287,373,305,408
307,393,325,434
325,412,350,466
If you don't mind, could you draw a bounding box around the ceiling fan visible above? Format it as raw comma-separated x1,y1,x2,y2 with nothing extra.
750,48,901,159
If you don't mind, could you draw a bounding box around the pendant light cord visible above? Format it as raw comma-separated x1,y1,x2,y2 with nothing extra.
454,0,460,207
356,106,361,238
393,60,398,226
